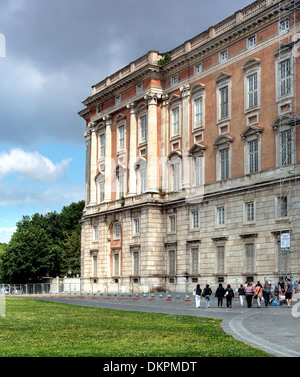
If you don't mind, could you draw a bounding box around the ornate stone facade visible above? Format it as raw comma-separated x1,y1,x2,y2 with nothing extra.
79,0,300,293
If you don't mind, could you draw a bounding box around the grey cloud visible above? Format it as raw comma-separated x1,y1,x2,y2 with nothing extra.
0,0,254,147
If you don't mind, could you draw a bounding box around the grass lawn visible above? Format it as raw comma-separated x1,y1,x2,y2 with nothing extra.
0,298,271,357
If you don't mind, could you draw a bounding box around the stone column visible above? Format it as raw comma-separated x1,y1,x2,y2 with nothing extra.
160,95,169,192
127,102,137,196
104,115,112,202
144,92,160,193
180,85,191,190
89,122,98,205
84,127,91,204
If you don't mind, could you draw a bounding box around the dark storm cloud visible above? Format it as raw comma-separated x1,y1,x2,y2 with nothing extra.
0,0,254,146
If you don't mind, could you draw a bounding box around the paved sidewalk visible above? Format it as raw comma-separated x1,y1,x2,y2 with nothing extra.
24,294,300,357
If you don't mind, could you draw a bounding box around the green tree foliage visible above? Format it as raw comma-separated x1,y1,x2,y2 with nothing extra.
0,201,85,283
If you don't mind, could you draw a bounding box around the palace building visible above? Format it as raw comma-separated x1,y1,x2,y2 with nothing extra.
78,0,300,293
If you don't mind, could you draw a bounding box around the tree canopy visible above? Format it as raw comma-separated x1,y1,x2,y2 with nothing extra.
0,200,85,283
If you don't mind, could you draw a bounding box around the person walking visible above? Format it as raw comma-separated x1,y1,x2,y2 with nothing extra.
274,282,280,302
215,283,225,308
254,281,263,307
224,284,234,308
263,281,272,307
202,284,212,308
238,283,245,307
285,278,293,308
195,284,202,308
245,282,254,308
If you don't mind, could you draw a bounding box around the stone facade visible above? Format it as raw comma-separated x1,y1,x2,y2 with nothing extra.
79,0,300,293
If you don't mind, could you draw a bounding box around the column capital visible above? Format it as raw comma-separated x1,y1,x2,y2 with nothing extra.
180,84,190,98
144,92,161,105
126,102,136,114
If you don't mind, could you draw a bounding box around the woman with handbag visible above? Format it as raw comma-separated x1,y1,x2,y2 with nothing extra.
224,284,234,308
245,282,254,308
254,281,263,307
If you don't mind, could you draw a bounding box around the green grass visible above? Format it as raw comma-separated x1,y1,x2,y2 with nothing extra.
0,298,271,357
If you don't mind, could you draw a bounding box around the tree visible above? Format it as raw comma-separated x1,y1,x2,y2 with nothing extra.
0,200,85,283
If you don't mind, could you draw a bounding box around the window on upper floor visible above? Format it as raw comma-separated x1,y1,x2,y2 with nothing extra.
168,214,176,233
194,62,202,75
133,218,140,236
136,83,143,94
242,57,261,113
213,134,233,181
219,49,228,63
216,206,225,227
272,115,295,168
191,210,200,230
171,74,178,86
118,124,125,151
139,114,147,143
115,94,121,105
171,106,180,138
245,201,255,223
276,56,292,100
247,35,257,49
279,19,290,33
99,132,105,158
93,225,99,240
215,73,231,122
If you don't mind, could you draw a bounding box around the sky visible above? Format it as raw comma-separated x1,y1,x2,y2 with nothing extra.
0,0,254,243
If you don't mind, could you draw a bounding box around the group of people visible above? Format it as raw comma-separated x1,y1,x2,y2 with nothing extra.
194,283,235,309
194,278,295,309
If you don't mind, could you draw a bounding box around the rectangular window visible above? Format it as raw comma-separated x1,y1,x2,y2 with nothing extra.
277,196,288,218
99,181,105,203
93,226,98,240
114,223,120,239
219,50,228,62
194,63,202,74
220,148,229,180
194,98,203,128
191,210,199,229
133,218,140,235
280,129,292,166
140,115,147,143
118,175,124,199
171,107,180,137
279,19,289,32
136,83,143,93
99,134,105,157
217,207,225,226
118,125,125,150
248,74,258,108
171,74,178,85
140,168,147,193
169,250,176,275
220,87,229,119
249,140,259,173
168,215,176,233
247,35,257,49
115,95,121,105
246,202,255,222
279,59,292,97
